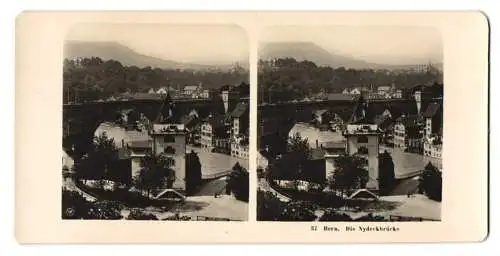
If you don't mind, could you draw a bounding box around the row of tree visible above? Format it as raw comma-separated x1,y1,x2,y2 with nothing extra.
257,190,388,221
265,133,441,201
258,58,443,103
63,57,249,103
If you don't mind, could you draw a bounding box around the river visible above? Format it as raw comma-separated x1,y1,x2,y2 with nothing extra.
380,146,442,179
186,146,249,178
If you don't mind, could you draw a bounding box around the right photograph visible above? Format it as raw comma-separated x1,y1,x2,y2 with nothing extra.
256,26,443,222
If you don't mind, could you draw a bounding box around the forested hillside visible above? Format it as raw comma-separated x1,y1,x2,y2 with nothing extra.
258,58,443,103
63,57,249,103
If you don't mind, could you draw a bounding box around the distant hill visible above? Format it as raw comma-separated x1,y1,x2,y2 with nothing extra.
259,41,442,70
64,41,248,70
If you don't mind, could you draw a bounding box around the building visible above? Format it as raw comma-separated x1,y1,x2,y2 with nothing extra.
200,115,230,151
128,140,152,179
200,89,217,99
393,115,424,151
94,92,191,193
221,89,240,114
230,102,249,136
422,103,443,139
149,123,187,191
343,124,380,191
350,88,361,95
324,141,347,181
377,86,392,96
394,89,403,99
313,109,332,125
422,103,443,159
231,137,249,159
183,84,202,96
94,122,150,150
229,102,250,159
156,86,174,94
424,135,442,159
62,150,74,171
288,123,345,150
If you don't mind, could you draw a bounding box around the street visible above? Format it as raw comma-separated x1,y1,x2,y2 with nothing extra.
187,145,249,178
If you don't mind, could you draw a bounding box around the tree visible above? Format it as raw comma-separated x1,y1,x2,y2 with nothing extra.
135,153,176,197
257,190,284,221
127,109,140,126
279,201,317,221
62,189,123,219
62,189,93,219
226,162,249,202
87,200,123,220
185,150,202,195
421,162,442,201
73,133,119,182
287,132,311,161
319,210,352,221
328,154,369,197
127,209,158,220
378,151,396,196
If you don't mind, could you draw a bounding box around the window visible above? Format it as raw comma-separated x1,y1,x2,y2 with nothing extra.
166,158,175,166
357,146,369,155
164,146,176,154
358,135,368,143
360,158,369,166
164,135,175,143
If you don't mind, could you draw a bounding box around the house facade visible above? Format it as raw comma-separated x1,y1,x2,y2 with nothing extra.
229,102,250,159
422,103,443,139
377,86,392,96
183,84,202,96
393,115,424,152
200,115,230,152
221,89,240,114
394,89,403,99
422,103,443,159
343,124,380,191
424,135,442,159
150,123,187,191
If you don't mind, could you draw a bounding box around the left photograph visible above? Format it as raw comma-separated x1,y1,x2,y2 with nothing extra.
61,24,250,221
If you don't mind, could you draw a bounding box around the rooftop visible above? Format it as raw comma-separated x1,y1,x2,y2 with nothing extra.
128,140,152,149
184,84,202,90
395,114,423,127
230,102,249,118
151,123,186,134
310,148,326,160
344,124,379,135
289,123,345,149
314,109,329,116
205,115,228,129
94,122,150,148
422,103,441,118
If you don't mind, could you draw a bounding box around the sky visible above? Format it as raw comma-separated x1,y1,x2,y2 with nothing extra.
66,23,249,64
260,26,443,65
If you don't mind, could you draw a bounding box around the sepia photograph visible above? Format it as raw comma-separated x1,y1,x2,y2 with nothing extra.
61,23,250,221
15,11,487,243
257,26,444,222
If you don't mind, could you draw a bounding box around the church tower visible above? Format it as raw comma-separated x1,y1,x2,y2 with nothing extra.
349,94,369,124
